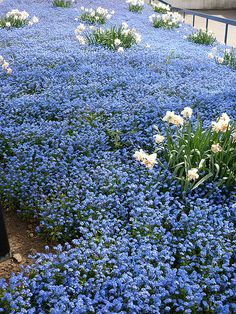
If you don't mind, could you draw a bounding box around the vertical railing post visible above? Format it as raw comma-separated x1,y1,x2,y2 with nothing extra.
0,205,10,262
192,14,195,27
224,24,229,45
206,18,209,30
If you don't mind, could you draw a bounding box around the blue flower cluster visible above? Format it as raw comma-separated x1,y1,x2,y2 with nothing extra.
0,0,236,312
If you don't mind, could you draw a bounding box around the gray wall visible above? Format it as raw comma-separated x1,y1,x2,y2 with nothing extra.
167,0,236,9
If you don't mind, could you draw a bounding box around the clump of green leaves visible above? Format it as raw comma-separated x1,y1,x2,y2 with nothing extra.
83,23,141,51
188,29,216,45
135,108,236,190
208,47,236,70
149,12,183,30
223,48,236,68
152,3,170,14
53,0,74,8
126,0,144,13
0,9,38,29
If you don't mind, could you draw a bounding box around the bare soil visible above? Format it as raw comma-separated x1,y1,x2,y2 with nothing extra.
0,208,48,280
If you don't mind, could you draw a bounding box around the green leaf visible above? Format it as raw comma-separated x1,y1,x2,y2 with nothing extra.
192,173,213,190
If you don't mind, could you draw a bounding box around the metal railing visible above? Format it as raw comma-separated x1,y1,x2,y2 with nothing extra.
149,0,236,45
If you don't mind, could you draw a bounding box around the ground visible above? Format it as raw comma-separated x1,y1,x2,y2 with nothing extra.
0,209,47,280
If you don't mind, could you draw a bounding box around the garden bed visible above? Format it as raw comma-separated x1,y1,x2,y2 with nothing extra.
0,0,235,313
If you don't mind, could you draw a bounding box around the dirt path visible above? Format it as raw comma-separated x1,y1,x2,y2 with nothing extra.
0,208,48,280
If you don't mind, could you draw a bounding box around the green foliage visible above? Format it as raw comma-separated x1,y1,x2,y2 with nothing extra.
0,16,27,28
222,48,236,69
53,0,73,8
80,12,106,24
149,13,183,30
152,4,170,14
128,4,143,12
156,111,236,190
188,29,216,45
86,25,139,50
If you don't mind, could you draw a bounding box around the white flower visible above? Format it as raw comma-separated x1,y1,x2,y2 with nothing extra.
211,143,222,153
76,23,86,33
117,47,124,53
76,35,86,45
143,153,157,169
81,6,85,11
6,67,12,75
181,107,193,119
187,168,199,181
21,10,29,19
31,16,39,24
221,113,230,123
154,134,165,144
134,150,157,169
163,111,183,126
114,38,121,46
171,114,184,126
163,111,175,122
134,32,141,44
212,47,217,52
217,57,224,64
0,56,4,63
122,22,129,29
2,62,9,70
134,149,146,161
6,22,11,27
208,52,214,59
145,43,150,48
212,113,230,133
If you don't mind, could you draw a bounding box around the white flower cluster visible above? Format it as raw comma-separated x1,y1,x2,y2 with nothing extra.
0,55,12,75
134,149,157,169
149,11,184,28
3,9,39,28
152,2,170,12
126,0,144,5
74,23,87,45
162,107,192,126
211,113,230,133
122,21,142,42
79,6,114,23
208,47,231,64
75,22,141,52
6,9,29,20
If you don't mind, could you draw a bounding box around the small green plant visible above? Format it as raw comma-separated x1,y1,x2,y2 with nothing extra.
53,0,74,8
126,0,144,13
0,9,38,29
152,2,170,14
208,47,236,70
79,6,114,24
75,22,141,51
134,108,236,190
188,29,216,45
149,12,184,30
